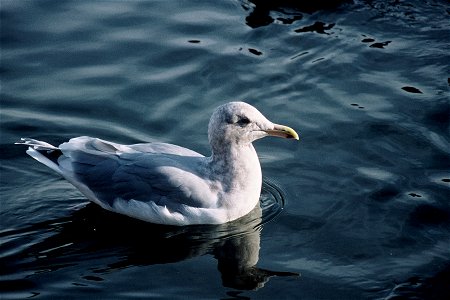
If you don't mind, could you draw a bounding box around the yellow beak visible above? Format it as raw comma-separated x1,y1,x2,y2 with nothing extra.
265,124,299,140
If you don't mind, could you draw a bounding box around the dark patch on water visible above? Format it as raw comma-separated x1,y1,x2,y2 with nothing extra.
311,57,325,63
361,36,393,49
369,186,401,202
243,0,352,28
408,204,450,228
386,264,450,300
0,279,37,293
401,86,423,94
408,192,422,198
248,48,263,56
350,103,365,109
421,102,450,132
82,275,104,282
369,41,391,48
294,21,335,34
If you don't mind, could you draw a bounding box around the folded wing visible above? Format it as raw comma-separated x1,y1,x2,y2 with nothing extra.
57,137,215,210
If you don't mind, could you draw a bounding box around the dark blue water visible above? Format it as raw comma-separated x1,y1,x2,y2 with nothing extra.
1,0,449,299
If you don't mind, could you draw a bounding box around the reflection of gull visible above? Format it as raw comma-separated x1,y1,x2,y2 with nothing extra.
1,203,298,291
17,102,298,225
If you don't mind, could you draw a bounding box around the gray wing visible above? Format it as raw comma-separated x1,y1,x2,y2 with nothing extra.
128,142,204,157
58,137,215,210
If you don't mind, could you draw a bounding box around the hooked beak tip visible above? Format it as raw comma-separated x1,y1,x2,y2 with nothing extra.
265,124,299,140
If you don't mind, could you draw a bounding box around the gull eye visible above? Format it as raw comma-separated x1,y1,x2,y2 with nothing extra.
237,116,251,126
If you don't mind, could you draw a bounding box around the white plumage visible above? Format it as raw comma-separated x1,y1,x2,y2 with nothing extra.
17,102,299,225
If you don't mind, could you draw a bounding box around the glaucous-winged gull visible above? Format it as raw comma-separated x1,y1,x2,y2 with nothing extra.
16,101,299,225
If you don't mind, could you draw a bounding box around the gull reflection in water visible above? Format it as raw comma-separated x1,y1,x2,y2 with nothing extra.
2,202,299,292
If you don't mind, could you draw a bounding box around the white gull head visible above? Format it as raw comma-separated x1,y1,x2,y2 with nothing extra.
208,101,299,155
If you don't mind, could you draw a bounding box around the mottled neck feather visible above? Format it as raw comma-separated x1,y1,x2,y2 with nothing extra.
209,143,262,192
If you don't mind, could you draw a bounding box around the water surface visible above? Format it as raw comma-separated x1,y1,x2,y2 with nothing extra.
1,0,449,299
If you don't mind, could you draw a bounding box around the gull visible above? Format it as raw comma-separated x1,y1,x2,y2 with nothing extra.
16,101,299,226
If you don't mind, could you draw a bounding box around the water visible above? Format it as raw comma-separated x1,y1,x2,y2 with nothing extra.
1,0,449,298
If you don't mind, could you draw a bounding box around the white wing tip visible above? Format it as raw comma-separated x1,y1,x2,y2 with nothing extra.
15,138,58,150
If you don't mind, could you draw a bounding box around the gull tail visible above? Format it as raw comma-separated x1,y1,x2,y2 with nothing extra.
15,138,63,174
15,138,59,150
